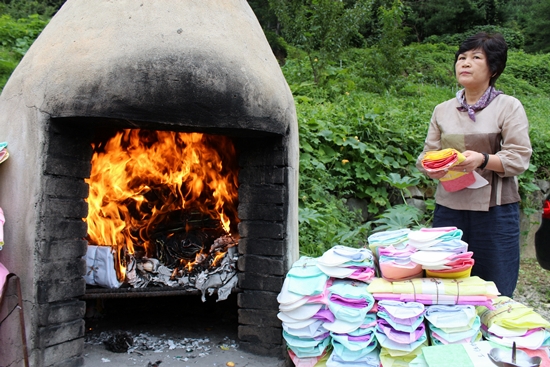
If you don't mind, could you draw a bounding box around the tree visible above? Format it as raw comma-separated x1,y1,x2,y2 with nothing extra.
516,0,550,53
269,0,373,84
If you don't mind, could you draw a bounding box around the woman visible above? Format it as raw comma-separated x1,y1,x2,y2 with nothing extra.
417,32,532,298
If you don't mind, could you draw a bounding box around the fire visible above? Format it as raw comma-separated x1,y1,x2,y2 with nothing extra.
85,129,239,281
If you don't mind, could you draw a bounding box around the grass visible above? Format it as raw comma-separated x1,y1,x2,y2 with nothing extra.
515,258,550,312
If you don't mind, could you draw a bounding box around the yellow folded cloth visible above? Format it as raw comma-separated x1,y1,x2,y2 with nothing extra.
477,296,550,330
422,148,468,182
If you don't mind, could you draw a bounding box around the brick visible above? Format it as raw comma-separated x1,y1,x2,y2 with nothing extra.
43,176,89,199
239,167,285,185
238,141,286,167
40,258,87,282
43,198,88,219
239,341,288,361
42,338,84,367
238,308,281,327
38,300,86,326
45,157,91,179
238,221,284,239
238,291,278,310
237,255,284,276
238,238,285,256
39,239,88,261
238,272,283,292
238,325,282,345
238,185,285,204
238,203,284,221
39,217,88,240
37,319,85,348
37,278,86,304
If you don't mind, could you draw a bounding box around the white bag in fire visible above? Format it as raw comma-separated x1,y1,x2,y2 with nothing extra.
84,245,122,289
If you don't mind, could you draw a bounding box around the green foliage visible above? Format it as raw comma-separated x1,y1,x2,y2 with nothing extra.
0,0,62,19
0,14,48,90
423,25,525,50
269,0,372,84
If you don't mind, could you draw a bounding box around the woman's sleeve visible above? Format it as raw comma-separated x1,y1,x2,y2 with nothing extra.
416,109,442,172
496,98,532,177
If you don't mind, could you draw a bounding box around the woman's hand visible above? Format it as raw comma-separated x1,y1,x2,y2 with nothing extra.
450,150,484,172
426,170,448,180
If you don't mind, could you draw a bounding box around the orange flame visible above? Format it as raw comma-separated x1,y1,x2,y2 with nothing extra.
85,130,239,281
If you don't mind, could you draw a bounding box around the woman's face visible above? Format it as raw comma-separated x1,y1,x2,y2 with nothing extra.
455,48,492,90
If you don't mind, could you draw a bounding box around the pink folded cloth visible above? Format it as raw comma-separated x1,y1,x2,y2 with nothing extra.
377,319,426,344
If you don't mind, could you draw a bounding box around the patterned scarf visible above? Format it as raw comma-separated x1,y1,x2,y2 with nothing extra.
456,86,503,122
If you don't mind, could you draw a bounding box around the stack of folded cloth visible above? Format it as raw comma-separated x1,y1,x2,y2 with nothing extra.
407,227,474,279
374,300,428,366
477,296,550,350
316,245,376,283
421,148,476,192
367,276,500,308
323,279,380,366
277,257,332,365
424,304,482,345
377,244,423,281
367,228,411,258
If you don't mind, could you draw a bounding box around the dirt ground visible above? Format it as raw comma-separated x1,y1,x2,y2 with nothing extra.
82,294,289,367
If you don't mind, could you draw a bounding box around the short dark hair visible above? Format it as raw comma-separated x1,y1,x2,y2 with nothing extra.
454,32,508,86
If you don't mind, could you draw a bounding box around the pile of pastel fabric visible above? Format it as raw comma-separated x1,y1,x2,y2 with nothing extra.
407,227,474,279
424,304,482,345
316,245,376,283
377,244,422,281
277,246,379,366
367,276,500,308
375,300,428,366
324,279,379,366
368,229,423,282
477,296,550,350
278,257,332,366
367,228,410,259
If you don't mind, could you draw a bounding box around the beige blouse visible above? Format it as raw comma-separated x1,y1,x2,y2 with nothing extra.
417,94,532,211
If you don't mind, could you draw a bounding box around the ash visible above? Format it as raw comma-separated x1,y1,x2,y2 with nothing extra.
86,330,239,357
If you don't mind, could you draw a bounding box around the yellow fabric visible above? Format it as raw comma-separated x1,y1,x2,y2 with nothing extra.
422,148,468,182
367,276,500,296
477,296,550,330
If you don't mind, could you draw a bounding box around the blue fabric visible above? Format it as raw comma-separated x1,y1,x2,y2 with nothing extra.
433,203,520,297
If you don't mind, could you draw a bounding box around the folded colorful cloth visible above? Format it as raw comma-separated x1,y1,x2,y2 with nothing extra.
327,347,380,366
377,300,425,324
421,148,484,192
283,333,331,358
283,319,329,339
318,245,373,266
368,276,499,297
377,318,426,344
378,245,423,281
427,316,481,343
286,257,330,296
477,296,550,330
477,296,550,349
0,207,4,250
424,304,477,330
421,148,462,171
